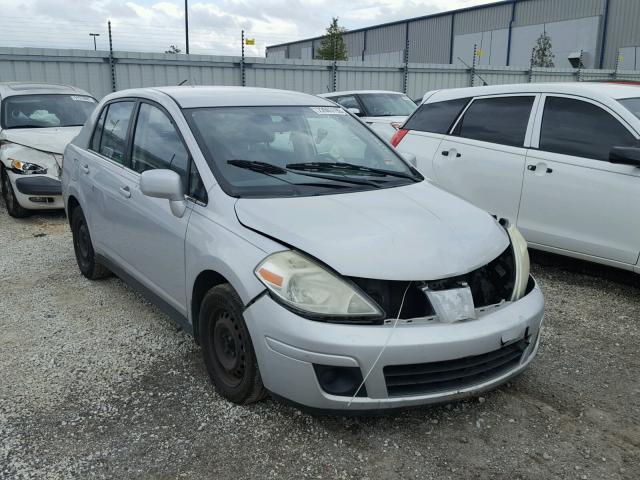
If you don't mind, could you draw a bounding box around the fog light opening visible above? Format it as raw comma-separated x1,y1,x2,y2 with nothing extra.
313,364,367,397
29,197,55,203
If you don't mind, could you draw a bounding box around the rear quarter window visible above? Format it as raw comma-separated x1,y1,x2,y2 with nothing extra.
403,97,470,134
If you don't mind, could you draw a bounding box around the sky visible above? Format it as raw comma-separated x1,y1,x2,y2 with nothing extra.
0,0,498,56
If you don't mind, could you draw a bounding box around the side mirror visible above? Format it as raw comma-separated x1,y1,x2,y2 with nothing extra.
140,169,187,218
609,146,640,168
347,107,362,116
400,151,417,168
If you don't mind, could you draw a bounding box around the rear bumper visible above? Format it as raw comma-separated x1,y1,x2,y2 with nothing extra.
244,277,544,412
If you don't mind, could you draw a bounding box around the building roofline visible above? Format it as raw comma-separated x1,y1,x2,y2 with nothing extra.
266,0,515,50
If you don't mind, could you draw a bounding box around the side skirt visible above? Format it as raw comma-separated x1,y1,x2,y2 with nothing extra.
96,254,194,337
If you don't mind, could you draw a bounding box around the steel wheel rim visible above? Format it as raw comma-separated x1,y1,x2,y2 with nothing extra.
211,309,246,387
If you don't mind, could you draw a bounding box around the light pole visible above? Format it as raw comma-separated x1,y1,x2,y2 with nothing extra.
185,0,189,54
89,33,100,51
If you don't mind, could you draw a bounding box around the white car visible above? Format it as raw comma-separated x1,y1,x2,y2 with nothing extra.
319,90,416,140
0,82,97,217
392,82,640,274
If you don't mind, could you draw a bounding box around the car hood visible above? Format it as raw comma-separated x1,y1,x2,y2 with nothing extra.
0,126,82,155
234,181,510,281
364,115,408,125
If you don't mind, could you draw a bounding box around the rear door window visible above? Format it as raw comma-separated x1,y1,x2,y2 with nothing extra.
539,96,638,161
98,101,135,165
453,96,534,147
335,96,360,110
404,97,470,134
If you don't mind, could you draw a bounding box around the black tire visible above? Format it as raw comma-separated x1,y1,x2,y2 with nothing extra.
200,283,266,404
71,207,110,280
1,166,30,218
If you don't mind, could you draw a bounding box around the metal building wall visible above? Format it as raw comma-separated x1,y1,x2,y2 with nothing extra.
513,0,605,26
365,23,407,54
344,31,365,60
453,3,512,35
602,0,640,69
287,41,312,60
408,15,452,64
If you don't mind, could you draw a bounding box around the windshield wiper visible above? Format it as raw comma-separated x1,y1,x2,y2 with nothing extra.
286,161,418,181
8,125,49,129
228,159,380,188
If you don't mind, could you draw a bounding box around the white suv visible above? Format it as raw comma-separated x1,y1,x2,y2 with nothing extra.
392,83,640,274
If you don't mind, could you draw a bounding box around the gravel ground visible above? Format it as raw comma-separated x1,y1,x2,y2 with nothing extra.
0,200,638,480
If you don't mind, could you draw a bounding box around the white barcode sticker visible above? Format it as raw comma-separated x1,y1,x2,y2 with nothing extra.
71,96,96,103
310,107,346,115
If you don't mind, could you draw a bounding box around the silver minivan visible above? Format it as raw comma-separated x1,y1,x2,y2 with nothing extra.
62,86,544,412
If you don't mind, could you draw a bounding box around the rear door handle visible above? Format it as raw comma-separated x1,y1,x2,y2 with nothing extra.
119,186,131,198
81,164,90,174
527,165,536,171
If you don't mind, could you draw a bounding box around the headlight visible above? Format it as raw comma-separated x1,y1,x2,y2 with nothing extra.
10,158,47,175
506,224,530,301
255,251,382,319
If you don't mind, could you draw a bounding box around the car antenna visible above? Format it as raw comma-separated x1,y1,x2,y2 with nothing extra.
456,57,489,86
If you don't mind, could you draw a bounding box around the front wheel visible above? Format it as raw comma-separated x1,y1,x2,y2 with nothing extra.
1,166,29,218
200,284,266,404
71,207,110,280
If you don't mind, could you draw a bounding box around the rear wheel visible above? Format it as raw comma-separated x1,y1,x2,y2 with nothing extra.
1,166,29,218
71,207,110,280
200,283,266,404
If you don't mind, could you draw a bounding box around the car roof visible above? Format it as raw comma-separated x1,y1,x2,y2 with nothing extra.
111,86,336,109
319,90,404,98
425,82,640,103
0,82,92,98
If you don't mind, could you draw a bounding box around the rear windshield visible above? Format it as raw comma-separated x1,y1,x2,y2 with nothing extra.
619,97,640,120
1,94,97,129
358,94,417,117
184,105,421,198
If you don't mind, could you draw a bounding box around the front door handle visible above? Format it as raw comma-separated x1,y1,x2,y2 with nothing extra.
81,164,90,174
119,186,131,198
527,165,536,171
441,151,462,158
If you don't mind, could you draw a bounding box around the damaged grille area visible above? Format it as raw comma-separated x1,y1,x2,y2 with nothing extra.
383,338,529,397
348,246,515,323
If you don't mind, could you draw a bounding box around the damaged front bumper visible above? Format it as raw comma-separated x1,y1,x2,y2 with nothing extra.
244,276,544,413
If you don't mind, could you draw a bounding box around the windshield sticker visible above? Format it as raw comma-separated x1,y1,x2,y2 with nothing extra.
71,96,96,103
310,107,346,115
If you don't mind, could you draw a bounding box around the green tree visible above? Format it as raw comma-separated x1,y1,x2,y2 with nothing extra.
531,31,555,67
165,44,181,54
315,17,348,61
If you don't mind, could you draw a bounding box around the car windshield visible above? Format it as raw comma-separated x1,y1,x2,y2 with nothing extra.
619,97,640,120
2,94,97,129
359,93,417,117
184,105,421,198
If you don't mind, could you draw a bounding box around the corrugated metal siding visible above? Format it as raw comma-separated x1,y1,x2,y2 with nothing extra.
454,3,512,35
514,0,604,26
266,46,287,59
287,41,312,60
365,23,407,54
2,47,640,100
602,0,640,69
344,31,365,59
408,15,452,63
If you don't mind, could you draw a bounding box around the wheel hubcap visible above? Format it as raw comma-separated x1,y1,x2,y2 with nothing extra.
211,310,246,386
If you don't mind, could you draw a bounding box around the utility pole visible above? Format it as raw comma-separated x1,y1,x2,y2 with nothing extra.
185,0,189,54
89,33,100,51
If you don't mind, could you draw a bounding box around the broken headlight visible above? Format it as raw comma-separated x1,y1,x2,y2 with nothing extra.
506,223,530,301
10,158,47,175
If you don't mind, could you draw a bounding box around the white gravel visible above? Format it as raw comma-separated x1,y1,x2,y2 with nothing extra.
0,200,638,480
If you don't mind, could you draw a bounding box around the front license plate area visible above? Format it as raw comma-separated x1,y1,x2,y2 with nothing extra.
422,285,476,324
